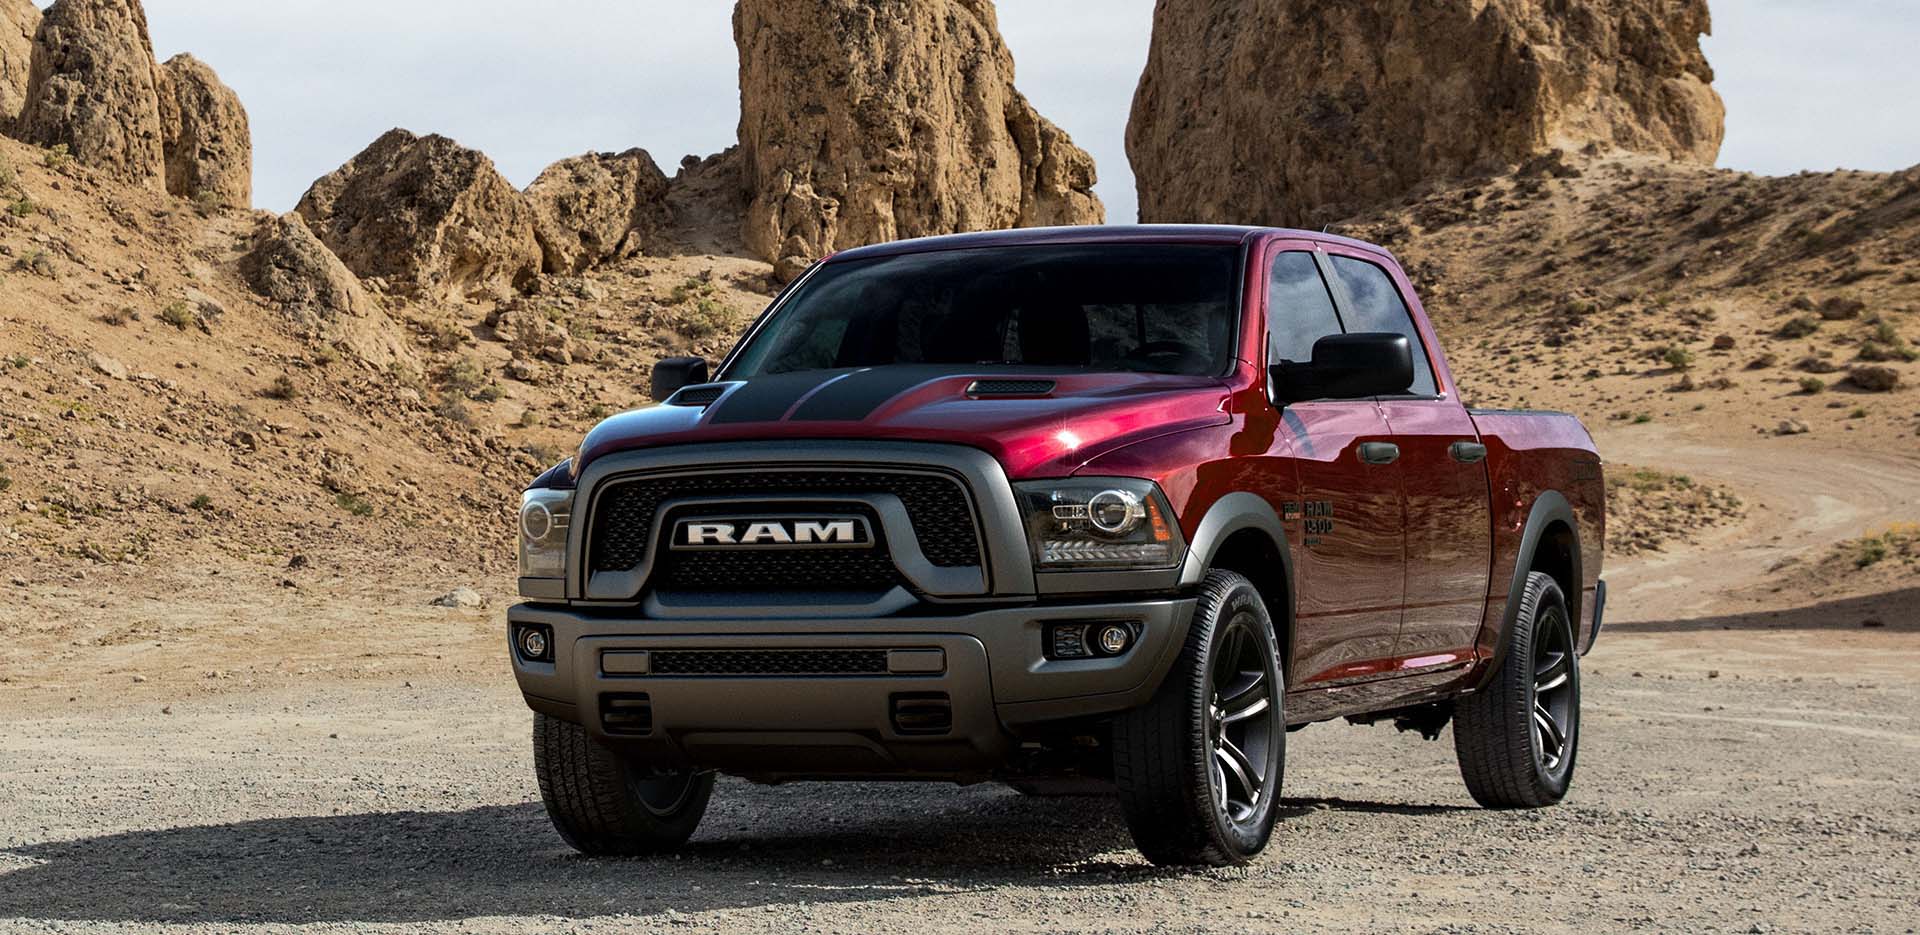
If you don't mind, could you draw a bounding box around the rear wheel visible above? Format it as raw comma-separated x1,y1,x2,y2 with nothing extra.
1453,572,1580,808
533,713,715,856
1112,570,1284,866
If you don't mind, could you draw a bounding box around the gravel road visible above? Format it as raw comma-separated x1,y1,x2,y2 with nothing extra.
3,629,1916,934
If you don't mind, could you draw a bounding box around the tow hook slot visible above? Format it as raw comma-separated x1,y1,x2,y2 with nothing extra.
890,693,953,735
600,693,654,736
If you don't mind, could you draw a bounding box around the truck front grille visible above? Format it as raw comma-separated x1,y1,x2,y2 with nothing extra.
654,546,902,593
588,469,982,575
651,649,890,677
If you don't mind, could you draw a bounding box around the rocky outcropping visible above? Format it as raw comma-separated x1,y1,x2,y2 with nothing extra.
240,212,411,366
1128,0,1727,226
0,0,37,127
734,0,1103,280
156,53,251,208
295,129,542,301
14,0,167,188
524,148,672,276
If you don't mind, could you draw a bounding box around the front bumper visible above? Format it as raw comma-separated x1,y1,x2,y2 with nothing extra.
508,596,1196,780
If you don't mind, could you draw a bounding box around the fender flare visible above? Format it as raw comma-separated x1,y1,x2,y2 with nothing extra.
1473,490,1582,691
1178,492,1298,658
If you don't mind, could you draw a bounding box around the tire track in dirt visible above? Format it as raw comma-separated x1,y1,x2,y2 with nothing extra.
1593,424,1920,624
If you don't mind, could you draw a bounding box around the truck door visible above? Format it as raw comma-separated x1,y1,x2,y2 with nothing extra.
1264,246,1407,689
1321,250,1493,670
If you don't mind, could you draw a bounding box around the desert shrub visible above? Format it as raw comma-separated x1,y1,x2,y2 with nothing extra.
335,492,375,517
41,144,70,169
265,374,299,400
434,395,475,428
7,197,34,218
1745,352,1779,370
189,494,213,511
97,306,136,327
1662,346,1695,371
1846,524,1919,570
1798,376,1826,394
0,472,12,493
1777,315,1820,339
1609,468,1695,494
440,356,487,397
16,248,52,277
159,301,196,330
427,320,467,351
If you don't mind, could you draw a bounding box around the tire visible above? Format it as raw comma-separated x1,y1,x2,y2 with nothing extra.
533,713,715,856
1453,572,1581,809
1112,570,1285,866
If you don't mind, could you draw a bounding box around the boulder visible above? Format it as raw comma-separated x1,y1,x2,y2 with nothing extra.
734,0,1103,280
524,148,671,275
1847,366,1900,393
239,212,410,366
486,303,574,365
14,0,167,188
0,0,37,126
156,53,251,208
294,128,541,301
1129,0,1727,225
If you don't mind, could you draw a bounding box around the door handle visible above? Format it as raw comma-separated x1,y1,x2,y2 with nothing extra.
1450,441,1488,464
1358,442,1400,465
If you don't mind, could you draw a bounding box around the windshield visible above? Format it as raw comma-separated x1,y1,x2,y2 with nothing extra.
725,244,1242,378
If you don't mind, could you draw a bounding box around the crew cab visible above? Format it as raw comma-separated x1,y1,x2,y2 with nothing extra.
508,226,1606,866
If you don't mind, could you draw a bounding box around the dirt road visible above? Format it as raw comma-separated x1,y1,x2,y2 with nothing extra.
2,437,1915,934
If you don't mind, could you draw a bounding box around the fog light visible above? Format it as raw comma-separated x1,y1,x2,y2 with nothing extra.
519,626,551,662
1046,621,1139,660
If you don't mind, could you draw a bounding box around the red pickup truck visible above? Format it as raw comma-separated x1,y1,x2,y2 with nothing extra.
508,225,1606,866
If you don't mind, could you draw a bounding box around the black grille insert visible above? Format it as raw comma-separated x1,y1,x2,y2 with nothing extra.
657,543,901,593
590,470,981,572
651,649,890,677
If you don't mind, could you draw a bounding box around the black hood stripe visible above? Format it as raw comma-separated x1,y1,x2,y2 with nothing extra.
709,367,955,425
706,369,853,424
790,367,943,421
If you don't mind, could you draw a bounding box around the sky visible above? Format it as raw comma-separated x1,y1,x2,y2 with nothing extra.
88,0,1920,218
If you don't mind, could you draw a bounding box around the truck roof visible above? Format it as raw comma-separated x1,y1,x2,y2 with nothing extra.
828,224,1397,264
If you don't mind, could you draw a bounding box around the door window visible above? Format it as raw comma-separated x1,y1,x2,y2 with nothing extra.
1326,255,1438,396
1267,251,1344,365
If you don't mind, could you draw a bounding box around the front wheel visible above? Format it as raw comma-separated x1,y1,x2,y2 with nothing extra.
533,713,715,856
1112,570,1285,866
1453,572,1581,808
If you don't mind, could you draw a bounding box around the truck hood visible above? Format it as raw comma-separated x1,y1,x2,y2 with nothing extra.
573,366,1233,481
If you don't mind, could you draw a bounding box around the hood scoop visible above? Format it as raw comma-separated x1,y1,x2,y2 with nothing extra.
965,379,1057,398
665,383,734,407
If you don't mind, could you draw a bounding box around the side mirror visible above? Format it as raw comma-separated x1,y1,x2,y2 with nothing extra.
650,357,710,401
1272,333,1413,403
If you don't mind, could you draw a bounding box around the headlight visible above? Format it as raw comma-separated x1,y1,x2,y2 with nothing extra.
1016,478,1181,570
518,488,573,579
